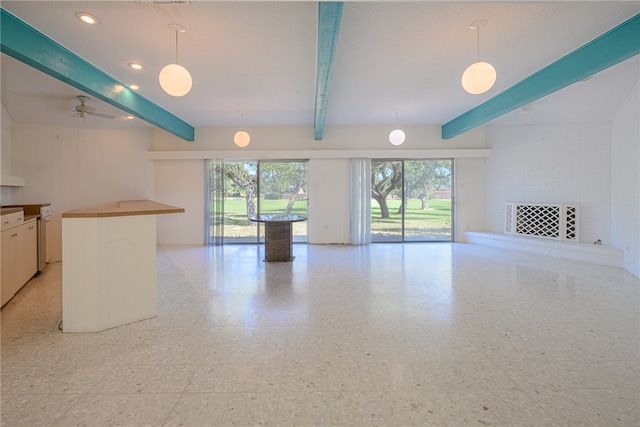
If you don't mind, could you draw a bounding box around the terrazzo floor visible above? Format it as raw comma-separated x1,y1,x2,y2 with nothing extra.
1,243,639,426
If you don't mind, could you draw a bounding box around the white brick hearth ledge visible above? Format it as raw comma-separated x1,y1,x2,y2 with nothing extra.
465,231,623,268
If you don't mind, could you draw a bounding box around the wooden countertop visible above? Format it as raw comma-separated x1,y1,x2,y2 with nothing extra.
0,207,23,215
3,203,50,215
62,200,184,218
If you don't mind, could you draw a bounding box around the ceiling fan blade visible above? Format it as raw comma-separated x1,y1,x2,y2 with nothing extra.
83,105,97,112
70,112,83,118
87,111,115,119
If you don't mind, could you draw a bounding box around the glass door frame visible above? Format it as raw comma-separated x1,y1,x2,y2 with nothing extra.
371,158,454,243
207,159,308,245
371,159,405,243
256,159,308,244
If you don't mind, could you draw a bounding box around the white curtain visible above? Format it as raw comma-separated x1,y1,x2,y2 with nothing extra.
349,158,371,245
207,159,224,246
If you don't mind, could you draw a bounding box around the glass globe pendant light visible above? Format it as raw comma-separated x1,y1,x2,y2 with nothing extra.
159,24,192,97
461,19,496,95
234,111,251,148
389,109,405,146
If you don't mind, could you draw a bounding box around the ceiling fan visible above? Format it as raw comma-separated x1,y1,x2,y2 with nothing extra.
71,95,115,119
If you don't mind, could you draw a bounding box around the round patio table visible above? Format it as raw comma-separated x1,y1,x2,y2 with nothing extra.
250,214,307,262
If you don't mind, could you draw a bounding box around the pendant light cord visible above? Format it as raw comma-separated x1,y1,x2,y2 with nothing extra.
476,26,480,62
175,30,179,65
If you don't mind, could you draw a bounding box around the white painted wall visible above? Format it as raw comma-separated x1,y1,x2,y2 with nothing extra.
611,83,640,277
307,158,350,244
151,125,488,245
454,157,486,241
153,125,486,152
10,124,153,261
1,105,13,204
153,159,205,245
485,123,613,246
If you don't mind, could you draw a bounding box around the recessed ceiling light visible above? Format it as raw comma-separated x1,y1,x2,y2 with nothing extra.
128,62,143,70
75,12,100,25
125,115,135,120
128,84,140,90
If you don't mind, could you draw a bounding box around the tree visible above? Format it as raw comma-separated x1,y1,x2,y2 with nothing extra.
260,162,307,215
214,162,257,224
212,161,307,223
403,160,451,210
371,161,402,218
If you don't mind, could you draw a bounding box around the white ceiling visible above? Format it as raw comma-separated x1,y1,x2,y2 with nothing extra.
1,1,638,133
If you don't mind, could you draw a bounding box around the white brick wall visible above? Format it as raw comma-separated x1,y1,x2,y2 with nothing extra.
611,83,640,278
485,122,612,245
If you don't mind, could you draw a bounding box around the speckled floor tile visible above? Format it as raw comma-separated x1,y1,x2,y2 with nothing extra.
0,393,83,426
219,392,279,426
1,243,638,426
274,392,332,425
531,387,640,426
52,393,180,426
88,365,197,394
163,393,230,427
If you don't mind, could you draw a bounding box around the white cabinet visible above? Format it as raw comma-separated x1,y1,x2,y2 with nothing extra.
18,219,38,285
1,212,37,306
1,210,24,231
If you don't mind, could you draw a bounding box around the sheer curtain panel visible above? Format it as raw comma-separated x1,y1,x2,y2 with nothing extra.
349,158,371,245
207,160,224,245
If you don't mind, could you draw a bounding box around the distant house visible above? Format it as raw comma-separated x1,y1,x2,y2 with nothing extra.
433,189,451,200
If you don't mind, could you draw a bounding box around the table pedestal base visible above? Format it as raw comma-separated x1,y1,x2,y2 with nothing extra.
264,222,294,262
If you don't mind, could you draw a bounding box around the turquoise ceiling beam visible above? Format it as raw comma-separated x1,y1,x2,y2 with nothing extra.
442,13,640,140
0,8,195,141
314,2,343,140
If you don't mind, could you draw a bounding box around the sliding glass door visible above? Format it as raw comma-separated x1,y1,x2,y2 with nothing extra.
371,161,404,242
208,160,307,244
258,161,308,243
371,159,453,242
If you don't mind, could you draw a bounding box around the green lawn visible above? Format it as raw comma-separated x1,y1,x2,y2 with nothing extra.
371,198,451,240
212,197,451,241
214,199,308,240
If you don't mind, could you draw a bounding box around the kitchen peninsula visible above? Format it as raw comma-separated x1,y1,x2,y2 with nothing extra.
62,200,183,332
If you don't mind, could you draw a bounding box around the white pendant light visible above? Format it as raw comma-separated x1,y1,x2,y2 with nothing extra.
389,109,405,146
461,19,496,95
234,111,251,147
159,24,192,97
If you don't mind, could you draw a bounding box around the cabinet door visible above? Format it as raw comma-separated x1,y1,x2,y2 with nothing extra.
16,221,38,287
1,229,17,306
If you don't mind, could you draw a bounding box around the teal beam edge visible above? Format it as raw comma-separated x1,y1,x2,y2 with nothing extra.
0,9,195,141
442,13,640,140
314,2,343,140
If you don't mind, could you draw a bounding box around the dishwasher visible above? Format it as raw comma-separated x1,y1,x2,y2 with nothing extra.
37,205,51,272
3,203,51,274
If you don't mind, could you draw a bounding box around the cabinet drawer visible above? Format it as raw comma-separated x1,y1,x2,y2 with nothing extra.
1,211,24,231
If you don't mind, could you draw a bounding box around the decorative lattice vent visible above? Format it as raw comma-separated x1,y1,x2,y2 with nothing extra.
505,203,515,234
505,203,579,241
